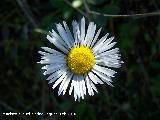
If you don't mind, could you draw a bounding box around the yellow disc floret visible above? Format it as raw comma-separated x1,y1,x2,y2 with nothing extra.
67,45,95,75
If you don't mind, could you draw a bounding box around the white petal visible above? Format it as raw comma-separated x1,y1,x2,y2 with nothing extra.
39,53,65,62
50,29,68,48
41,65,48,70
73,80,78,101
102,36,114,46
96,57,120,64
83,22,94,45
43,63,65,70
41,53,64,60
79,81,84,99
86,24,96,47
92,69,113,86
58,72,73,96
90,28,102,48
47,69,63,81
92,69,112,82
39,53,66,64
88,72,103,84
80,17,85,41
85,22,94,41
56,23,72,49
63,21,74,45
92,33,109,53
96,48,119,56
46,35,68,53
94,64,116,77
72,20,80,45
71,75,86,100
38,51,47,55
43,64,65,75
95,49,122,66
94,33,109,47
108,54,121,59
39,55,65,64
48,69,66,84
96,61,122,68
62,73,73,95
79,76,85,99
86,75,94,96
70,75,80,101
73,79,79,101
41,47,64,55
81,79,86,95
38,51,56,57
97,42,117,55
58,74,68,96
69,75,75,95
90,81,98,93
52,70,68,89
75,76,81,101
72,21,77,45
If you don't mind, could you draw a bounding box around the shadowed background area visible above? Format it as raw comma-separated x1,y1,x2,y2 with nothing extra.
0,0,160,120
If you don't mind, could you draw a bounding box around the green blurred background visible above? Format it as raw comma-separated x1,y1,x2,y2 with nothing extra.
0,0,160,119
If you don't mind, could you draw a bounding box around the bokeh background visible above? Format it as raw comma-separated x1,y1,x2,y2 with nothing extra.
0,0,160,120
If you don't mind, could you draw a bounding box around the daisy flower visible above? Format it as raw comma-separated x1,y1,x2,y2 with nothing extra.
38,17,123,101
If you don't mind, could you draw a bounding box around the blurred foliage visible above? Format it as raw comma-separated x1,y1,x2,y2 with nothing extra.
0,0,160,120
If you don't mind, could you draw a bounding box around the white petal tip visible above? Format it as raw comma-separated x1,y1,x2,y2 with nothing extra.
111,85,114,87
58,92,61,96
121,61,124,64
43,73,46,75
52,86,56,89
63,92,66,95
81,17,85,21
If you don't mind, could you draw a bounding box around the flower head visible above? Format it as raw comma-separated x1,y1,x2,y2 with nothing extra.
38,17,123,101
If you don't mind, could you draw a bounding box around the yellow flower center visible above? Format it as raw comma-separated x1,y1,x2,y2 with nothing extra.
67,45,95,75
